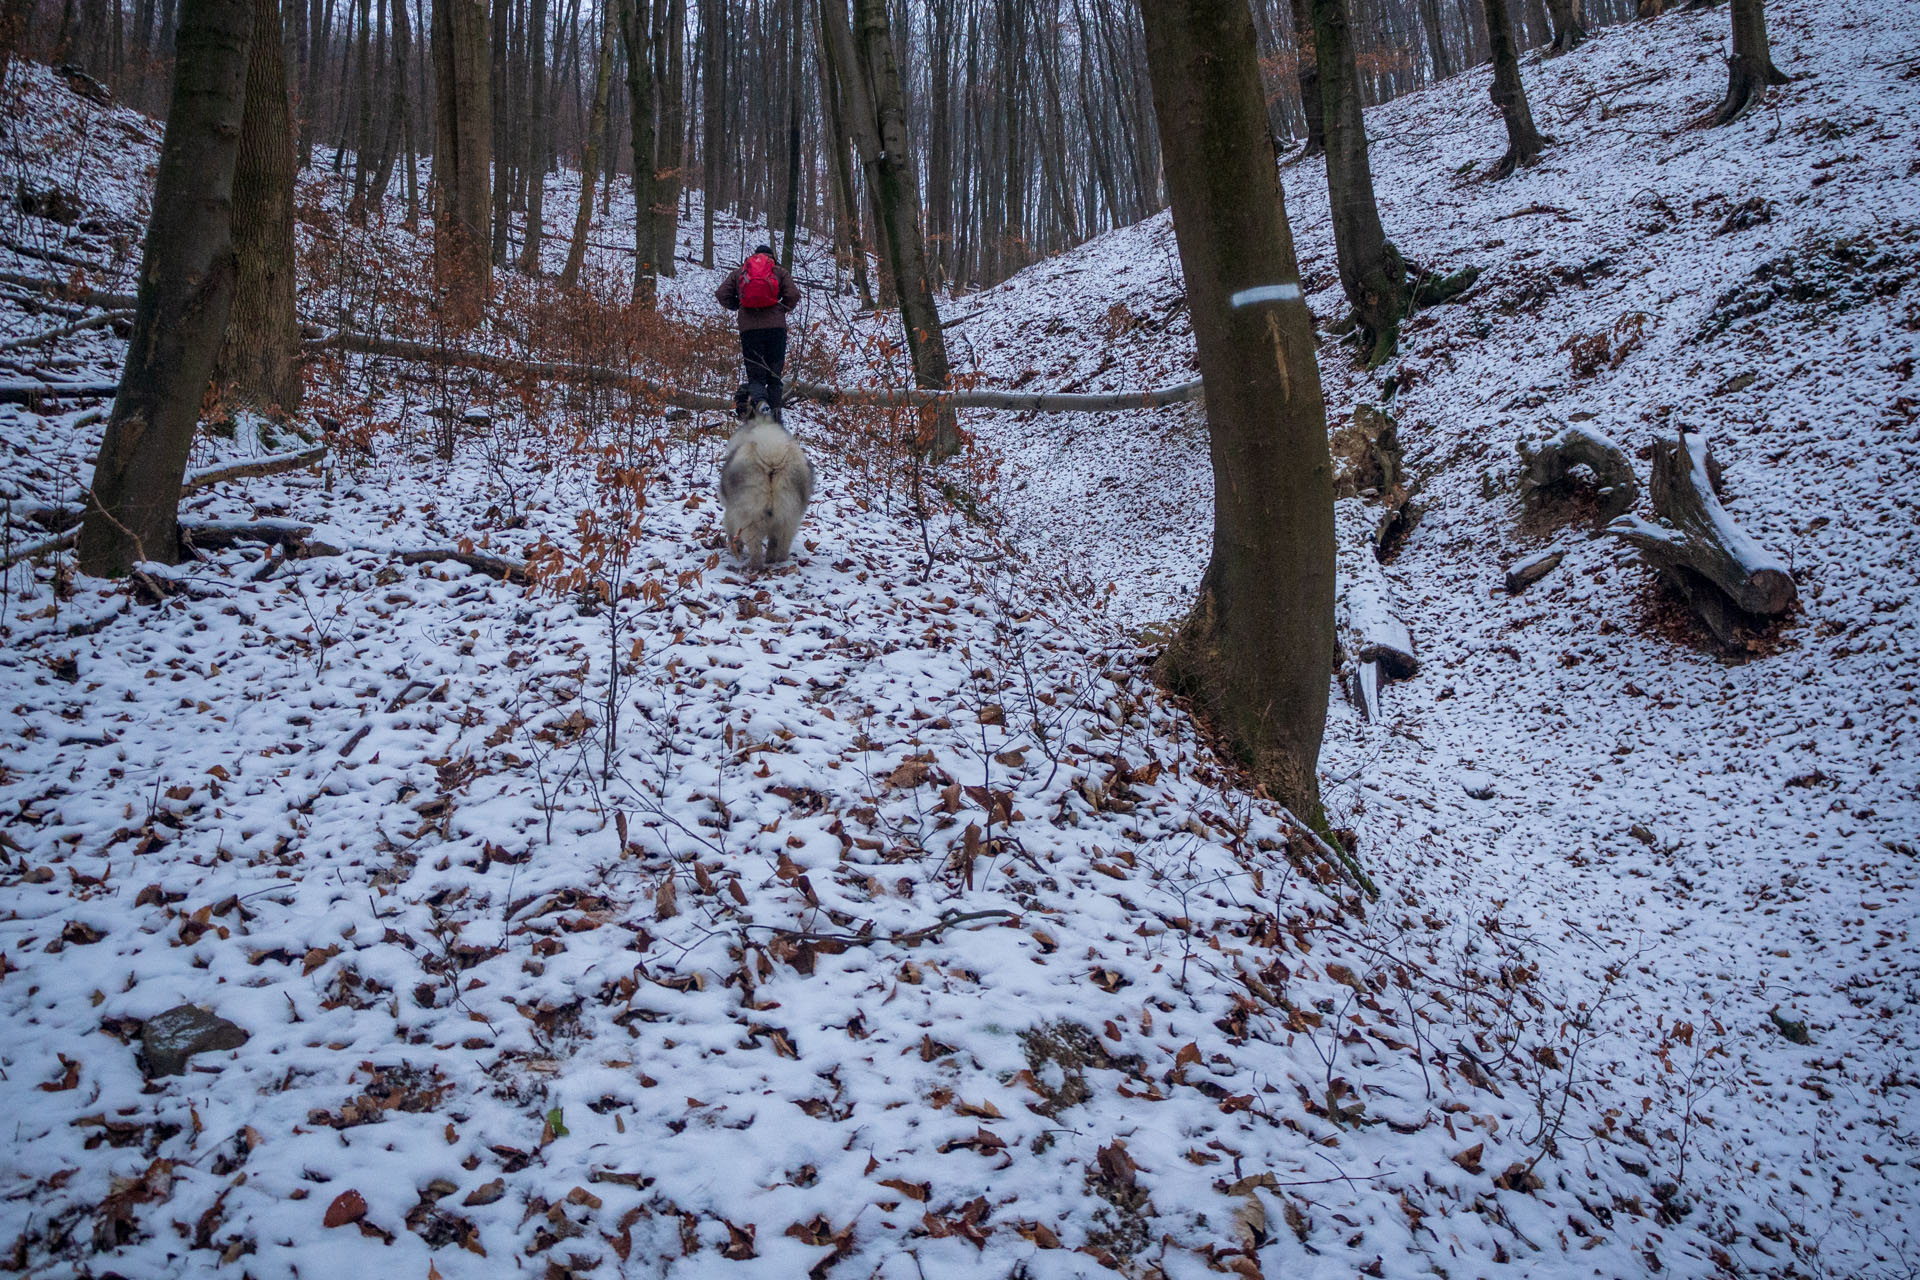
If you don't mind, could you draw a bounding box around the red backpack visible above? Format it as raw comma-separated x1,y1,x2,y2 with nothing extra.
739,253,781,309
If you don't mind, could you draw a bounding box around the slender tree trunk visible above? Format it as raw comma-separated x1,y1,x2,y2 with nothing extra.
559,0,611,287
699,0,719,266
213,0,300,415
432,0,491,322
1285,0,1324,156
655,0,684,274
1417,0,1450,77
780,0,802,269
347,0,373,218
1308,0,1406,364
1543,0,1582,51
1482,0,1544,176
367,0,409,202
1139,0,1334,823
487,0,510,261
813,0,870,305
517,0,548,270
80,0,255,577
621,0,658,304
1709,0,1785,125
298,0,319,162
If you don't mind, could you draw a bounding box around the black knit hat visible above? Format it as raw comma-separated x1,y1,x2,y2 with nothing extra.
753,243,774,256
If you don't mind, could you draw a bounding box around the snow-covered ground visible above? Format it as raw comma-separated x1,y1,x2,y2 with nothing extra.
1,0,1916,1275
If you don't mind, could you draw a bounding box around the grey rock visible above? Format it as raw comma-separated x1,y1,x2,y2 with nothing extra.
140,1004,249,1078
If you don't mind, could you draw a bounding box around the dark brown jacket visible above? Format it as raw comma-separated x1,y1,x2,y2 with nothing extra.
715,257,801,332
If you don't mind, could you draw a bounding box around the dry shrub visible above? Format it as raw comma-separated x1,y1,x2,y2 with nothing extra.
1558,311,1650,379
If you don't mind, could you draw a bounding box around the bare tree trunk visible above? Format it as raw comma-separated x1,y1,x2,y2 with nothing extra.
699,0,719,266
80,0,255,577
0,0,35,88
432,0,491,323
1416,0,1450,77
813,0,870,306
517,0,548,271
487,0,510,262
1482,0,1544,176
214,0,300,415
1709,0,1785,125
655,0,684,274
1543,0,1583,51
779,0,802,270
347,0,372,217
836,0,953,452
559,0,612,288
1285,0,1325,156
1140,0,1335,825
620,0,658,304
1309,0,1406,364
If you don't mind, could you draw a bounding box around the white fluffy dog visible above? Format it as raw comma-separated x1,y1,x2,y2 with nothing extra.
718,410,813,570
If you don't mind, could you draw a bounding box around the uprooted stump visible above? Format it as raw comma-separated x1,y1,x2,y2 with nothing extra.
1605,432,1797,646
1517,423,1639,530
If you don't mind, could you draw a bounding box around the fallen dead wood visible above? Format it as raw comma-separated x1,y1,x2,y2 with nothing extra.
182,445,326,493
1604,431,1796,645
314,328,1205,414
0,526,79,569
0,308,131,353
396,548,530,583
0,269,140,310
1335,498,1417,723
1517,422,1638,528
0,380,120,405
179,518,318,553
755,908,1018,950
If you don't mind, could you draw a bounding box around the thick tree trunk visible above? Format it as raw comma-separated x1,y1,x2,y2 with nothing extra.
1,0,36,88
813,0,871,306
213,0,300,416
1139,0,1335,825
516,0,547,272
842,0,954,453
431,0,490,323
1543,0,1583,52
620,0,658,305
1709,0,1786,126
1309,0,1407,365
79,0,255,577
558,0,613,289
1482,0,1545,177
1604,432,1797,645
1285,0,1326,157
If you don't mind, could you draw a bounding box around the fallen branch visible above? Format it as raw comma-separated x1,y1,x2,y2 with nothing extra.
0,380,119,405
179,518,317,552
0,526,79,569
0,269,140,310
397,548,530,583
182,445,326,493
0,308,132,354
313,328,1204,414
754,908,1018,949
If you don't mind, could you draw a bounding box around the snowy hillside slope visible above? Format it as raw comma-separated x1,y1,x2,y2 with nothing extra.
0,2,1914,1274
955,0,1920,1274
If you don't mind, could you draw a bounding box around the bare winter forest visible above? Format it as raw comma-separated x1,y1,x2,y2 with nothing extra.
0,0,1916,1273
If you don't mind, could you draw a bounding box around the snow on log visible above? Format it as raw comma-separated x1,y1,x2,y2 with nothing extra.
312,329,1203,414
1517,422,1638,527
181,445,327,493
178,518,317,551
0,380,120,404
1604,431,1797,644
1336,499,1417,721
1505,548,1566,593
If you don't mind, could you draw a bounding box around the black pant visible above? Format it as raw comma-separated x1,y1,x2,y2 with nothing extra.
738,327,788,413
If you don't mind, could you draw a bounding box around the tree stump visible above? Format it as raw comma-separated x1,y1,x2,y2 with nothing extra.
1336,499,1417,721
1517,423,1639,529
1605,432,1796,645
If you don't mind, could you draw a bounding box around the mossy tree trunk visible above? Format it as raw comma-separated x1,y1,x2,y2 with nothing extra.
1482,0,1546,177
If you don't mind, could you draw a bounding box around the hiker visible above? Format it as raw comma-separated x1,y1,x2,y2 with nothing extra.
715,244,801,418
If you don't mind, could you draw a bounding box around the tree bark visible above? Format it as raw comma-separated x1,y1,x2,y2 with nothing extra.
367,0,411,205
1416,0,1450,78
213,0,301,416
79,0,255,577
516,0,547,272
779,0,802,271
1139,0,1335,824
1709,0,1786,126
1481,0,1545,177
654,0,684,275
1309,0,1407,364
813,0,871,306
1542,0,1582,52
1286,0,1325,156
558,0,613,289
431,0,491,323
620,0,659,305
699,0,720,266
839,0,955,454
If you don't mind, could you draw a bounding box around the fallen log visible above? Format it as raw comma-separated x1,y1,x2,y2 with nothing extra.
397,548,530,583
0,380,119,405
1504,548,1566,593
1604,431,1796,644
179,518,317,552
0,269,140,310
1517,422,1638,528
312,328,1204,414
182,445,326,493
1336,499,1417,721
0,527,79,569
0,308,132,353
